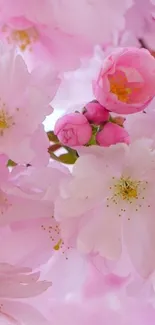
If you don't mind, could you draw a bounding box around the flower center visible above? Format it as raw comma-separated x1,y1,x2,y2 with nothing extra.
108,76,131,103
114,177,139,201
110,83,131,103
0,108,14,135
0,110,11,129
106,176,150,219
12,28,38,51
2,25,38,51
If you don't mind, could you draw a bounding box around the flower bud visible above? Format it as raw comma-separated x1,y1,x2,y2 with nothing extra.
54,113,92,147
84,101,109,124
96,122,130,147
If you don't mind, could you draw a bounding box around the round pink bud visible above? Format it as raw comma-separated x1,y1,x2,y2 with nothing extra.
54,113,92,147
93,48,155,114
96,122,130,147
84,101,110,124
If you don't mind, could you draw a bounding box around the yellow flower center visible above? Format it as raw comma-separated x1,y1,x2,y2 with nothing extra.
11,28,38,51
108,73,132,103
2,25,38,51
106,176,150,220
110,83,131,103
0,109,13,133
114,177,139,201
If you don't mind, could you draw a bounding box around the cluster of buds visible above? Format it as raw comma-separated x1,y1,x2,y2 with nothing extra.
54,100,129,148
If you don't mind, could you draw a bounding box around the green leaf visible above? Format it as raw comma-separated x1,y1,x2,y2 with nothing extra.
49,152,61,162
59,153,77,164
86,125,99,146
7,159,17,167
47,131,59,143
48,144,62,153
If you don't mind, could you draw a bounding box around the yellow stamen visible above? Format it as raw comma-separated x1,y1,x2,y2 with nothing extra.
114,177,139,201
0,110,13,130
53,239,62,251
11,27,38,51
108,75,131,103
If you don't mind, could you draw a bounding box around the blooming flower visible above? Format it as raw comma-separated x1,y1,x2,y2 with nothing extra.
55,139,155,277
0,16,93,72
0,47,59,163
0,0,130,71
0,155,64,229
54,113,92,147
0,0,155,320
93,48,155,114
0,161,71,268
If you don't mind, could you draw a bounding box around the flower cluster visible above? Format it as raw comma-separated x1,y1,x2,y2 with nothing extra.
0,1,155,325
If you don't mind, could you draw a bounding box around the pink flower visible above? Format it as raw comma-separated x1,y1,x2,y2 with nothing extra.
0,0,129,71
0,16,93,72
84,101,110,124
0,156,69,229
3,217,71,269
54,113,92,147
93,48,155,114
96,122,130,146
0,47,60,163
0,161,70,268
55,139,155,278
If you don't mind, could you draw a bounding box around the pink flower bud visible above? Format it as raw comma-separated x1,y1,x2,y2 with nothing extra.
84,101,110,124
54,113,92,147
96,122,130,147
93,48,155,114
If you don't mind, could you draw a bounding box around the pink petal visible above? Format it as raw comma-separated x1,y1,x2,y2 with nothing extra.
77,205,122,259
0,299,49,325
124,209,155,278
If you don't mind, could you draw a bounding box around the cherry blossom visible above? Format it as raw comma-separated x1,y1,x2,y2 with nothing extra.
55,139,155,277
0,47,60,163
0,0,131,71
0,161,70,268
0,1,154,324
93,48,155,114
